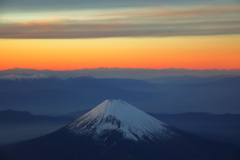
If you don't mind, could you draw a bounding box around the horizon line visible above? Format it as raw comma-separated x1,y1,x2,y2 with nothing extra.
1,67,240,71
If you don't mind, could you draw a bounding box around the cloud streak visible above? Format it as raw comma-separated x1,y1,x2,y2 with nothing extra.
0,0,235,12
0,3,240,38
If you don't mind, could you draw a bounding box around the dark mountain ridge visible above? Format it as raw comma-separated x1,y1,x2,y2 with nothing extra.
0,110,73,124
0,75,240,114
1,68,240,79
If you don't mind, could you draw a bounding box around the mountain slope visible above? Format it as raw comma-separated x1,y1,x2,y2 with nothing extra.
0,100,237,160
68,100,172,142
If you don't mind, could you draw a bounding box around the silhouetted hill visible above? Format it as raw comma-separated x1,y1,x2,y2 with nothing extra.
98,78,157,91
147,75,235,84
150,112,240,126
149,112,240,145
213,76,240,87
0,110,74,124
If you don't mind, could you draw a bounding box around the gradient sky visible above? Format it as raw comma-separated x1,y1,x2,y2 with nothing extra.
0,0,240,70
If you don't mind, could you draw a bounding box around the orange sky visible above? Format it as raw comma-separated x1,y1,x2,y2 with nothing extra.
1,35,240,70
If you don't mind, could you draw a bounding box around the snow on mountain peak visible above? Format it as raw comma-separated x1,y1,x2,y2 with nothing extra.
68,99,175,142
0,74,53,81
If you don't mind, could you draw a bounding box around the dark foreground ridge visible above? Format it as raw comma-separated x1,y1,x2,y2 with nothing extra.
0,100,238,160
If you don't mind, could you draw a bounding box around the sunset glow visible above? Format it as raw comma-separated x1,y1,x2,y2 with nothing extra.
1,35,240,70
1,0,240,70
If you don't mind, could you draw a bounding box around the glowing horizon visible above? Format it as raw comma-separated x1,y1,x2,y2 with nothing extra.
1,1,240,70
1,35,240,71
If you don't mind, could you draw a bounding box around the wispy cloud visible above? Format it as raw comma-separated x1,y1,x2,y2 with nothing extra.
0,3,240,38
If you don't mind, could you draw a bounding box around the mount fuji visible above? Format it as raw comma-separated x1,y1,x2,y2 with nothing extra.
0,100,237,160
68,99,174,143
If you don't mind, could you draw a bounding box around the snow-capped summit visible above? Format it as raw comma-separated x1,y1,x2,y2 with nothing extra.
68,99,174,142
0,74,54,81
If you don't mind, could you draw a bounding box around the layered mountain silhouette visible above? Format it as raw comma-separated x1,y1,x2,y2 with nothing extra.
1,74,240,115
0,100,237,160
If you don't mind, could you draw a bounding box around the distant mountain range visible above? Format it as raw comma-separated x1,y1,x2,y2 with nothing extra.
0,74,240,115
1,68,240,79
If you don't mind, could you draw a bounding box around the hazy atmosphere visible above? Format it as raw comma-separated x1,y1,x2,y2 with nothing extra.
0,0,240,159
